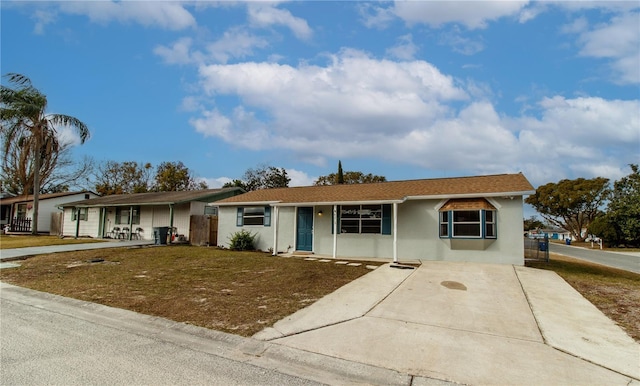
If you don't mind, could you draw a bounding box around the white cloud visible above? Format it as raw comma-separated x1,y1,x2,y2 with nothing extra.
247,2,312,40
206,27,270,63
58,1,196,30
154,37,200,65
286,168,317,187
202,176,232,189
32,9,57,35
390,1,529,29
189,50,638,187
438,27,485,55
194,50,467,158
386,34,419,60
576,12,640,84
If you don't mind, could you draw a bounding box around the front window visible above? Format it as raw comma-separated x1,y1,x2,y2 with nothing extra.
237,206,271,226
440,209,496,239
72,208,88,221
485,210,496,238
16,204,27,218
341,205,383,234
116,206,140,224
244,207,265,226
439,211,449,237
453,210,481,237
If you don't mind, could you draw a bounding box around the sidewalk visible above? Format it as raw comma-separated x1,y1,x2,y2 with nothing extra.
0,240,154,263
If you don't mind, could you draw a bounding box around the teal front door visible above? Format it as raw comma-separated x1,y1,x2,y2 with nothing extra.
296,207,314,251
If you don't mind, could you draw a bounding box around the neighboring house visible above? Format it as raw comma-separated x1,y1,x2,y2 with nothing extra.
0,192,16,229
60,188,243,241
528,228,571,241
215,173,535,265
0,191,98,234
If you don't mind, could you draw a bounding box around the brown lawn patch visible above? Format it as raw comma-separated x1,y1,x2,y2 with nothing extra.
527,253,640,342
0,245,376,337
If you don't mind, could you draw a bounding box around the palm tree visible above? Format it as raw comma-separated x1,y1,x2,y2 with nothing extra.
1,73,90,235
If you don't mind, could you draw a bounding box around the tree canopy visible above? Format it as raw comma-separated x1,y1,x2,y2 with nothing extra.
1,73,90,234
223,165,290,191
154,161,207,191
315,160,386,185
315,171,387,185
525,177,610,241
92,160,206,195
93,161,152,195
588,164,640,247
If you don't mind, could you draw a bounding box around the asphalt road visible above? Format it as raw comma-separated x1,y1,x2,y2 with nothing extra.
549,242,640,273
1,283,410,386
0,286,322,386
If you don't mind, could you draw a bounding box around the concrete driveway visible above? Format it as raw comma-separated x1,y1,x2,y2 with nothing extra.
255,262,640,385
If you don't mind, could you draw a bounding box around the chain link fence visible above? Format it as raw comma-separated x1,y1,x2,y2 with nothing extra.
524,235,549,262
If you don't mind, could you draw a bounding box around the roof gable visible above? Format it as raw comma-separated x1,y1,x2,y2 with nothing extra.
216,173,535,205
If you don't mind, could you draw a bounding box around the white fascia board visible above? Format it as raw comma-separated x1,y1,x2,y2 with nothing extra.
216,201,281,207
405,191,533,201
273,199,404,207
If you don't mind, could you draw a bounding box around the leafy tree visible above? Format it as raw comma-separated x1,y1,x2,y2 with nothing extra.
1,73,89,234
93,161,152,195
315,170,387,185
1,134,93,194
153,161,207,191
525,177,610,242
224,165,290,191
589,164,640,247
523,216,545,231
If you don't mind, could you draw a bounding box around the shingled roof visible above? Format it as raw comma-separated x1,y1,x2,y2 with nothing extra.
0,191,95,205
216,173,535,206
61,188,243,208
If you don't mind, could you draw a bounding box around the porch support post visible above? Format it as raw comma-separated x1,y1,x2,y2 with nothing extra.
168,204,174,244
128,206,134,240
272,206,278,256
74,208,81,239
332,205,338,259
393,202,398,263
100,207,107,238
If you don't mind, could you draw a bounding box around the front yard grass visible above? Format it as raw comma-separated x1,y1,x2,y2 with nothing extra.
0,245,375,337
0,234,106,249
527,253,640,342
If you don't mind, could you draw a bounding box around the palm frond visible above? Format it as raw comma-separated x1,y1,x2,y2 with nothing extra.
50,114,90,143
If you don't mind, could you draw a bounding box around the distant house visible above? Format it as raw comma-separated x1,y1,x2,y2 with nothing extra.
0,191,98,234
60,188,243,242
214,173,535,265
528,228,571,241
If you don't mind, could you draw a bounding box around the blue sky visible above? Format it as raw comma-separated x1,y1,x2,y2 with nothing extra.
1,1,639,194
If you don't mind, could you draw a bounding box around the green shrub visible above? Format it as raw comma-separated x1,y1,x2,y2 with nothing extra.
228,230,258,251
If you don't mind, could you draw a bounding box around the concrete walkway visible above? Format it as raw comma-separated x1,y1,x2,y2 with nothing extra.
0,239,154,262
256,262,640,385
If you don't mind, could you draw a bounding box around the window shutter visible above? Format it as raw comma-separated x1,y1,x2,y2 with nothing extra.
236,208,244,227
264,206,271,227
382,204,392,235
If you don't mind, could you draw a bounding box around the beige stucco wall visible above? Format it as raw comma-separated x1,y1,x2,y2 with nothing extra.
219,197,525,265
